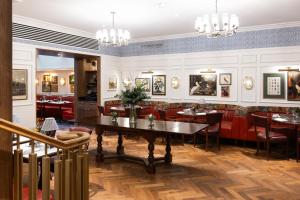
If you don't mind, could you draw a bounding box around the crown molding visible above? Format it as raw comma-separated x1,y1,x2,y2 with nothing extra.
13,15,95,39
130,21,300,43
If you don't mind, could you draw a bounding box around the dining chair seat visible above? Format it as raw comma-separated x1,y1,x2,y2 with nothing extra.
200,124,219,135
252,114,289,160
257,131,288,142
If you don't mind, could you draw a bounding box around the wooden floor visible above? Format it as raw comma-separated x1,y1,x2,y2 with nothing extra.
86,134,300,200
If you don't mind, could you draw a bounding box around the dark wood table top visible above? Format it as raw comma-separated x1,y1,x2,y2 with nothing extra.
273,114,300,126
84,116,208,135
110,105,143,112
177,110,207,117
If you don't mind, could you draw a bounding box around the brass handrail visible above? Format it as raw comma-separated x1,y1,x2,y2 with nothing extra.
0,118,90,150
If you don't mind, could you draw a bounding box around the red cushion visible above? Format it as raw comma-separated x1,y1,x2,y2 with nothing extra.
221,121,232,138
257,131,288,142
22,187,53,200
70,127,92,134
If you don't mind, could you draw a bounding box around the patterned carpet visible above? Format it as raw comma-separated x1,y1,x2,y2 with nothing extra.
87,134,300,200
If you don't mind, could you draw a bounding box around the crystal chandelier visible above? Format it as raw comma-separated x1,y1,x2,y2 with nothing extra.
194,0,239,38
96,12,130,47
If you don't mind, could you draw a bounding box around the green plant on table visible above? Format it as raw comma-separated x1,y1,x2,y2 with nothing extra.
115,85,150,106
111,111,119,121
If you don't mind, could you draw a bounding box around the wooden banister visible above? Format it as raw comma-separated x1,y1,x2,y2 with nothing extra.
0,118,90,149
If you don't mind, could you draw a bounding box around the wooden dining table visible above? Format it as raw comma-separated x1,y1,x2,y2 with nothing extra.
37,100,72,120
84,116,208,173
273,114,300,135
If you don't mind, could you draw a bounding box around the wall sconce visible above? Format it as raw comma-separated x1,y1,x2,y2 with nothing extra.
200,67,216,74
123,78,132,89
35,79,39,85
141,70,154,74
171,77,179,89
243,76,254,90
60,78,66,86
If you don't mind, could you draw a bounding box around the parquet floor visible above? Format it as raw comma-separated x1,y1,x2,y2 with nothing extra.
87,134,300,200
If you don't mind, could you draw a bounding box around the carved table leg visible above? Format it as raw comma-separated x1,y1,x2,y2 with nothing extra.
146,135,156,174
96,127,104,161
117,131,124,155
165,134,172,164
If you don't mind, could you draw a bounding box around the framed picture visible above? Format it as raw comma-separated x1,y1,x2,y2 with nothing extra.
219,73,232,85
152,75,166,95
108,77,118,90
135,78,151,92
70,85,75,93
221,86,230,97
43,74,51,82
189,74,217,96
288,71,300,101
42,81,51,92
12,69,28,100
69,74,75,85
263,73,285,99
51,75,58,84
51,84,58,93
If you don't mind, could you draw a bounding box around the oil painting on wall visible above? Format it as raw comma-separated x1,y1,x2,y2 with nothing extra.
108,77,118,90
189,74,217,96
288,71,300,101
135,78,151,92
12,69,28,100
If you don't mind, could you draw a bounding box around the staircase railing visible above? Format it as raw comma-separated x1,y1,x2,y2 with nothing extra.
0,118,90,200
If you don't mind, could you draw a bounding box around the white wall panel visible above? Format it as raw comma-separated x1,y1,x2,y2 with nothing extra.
120,46,300,107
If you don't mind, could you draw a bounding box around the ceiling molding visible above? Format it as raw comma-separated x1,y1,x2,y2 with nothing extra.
13,15,95,39
130,21,300,43
13,14,300,44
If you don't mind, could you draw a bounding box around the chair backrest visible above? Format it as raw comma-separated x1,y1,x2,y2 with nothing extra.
158,109,166,121
251,114,270,138
98,106,104,116
206,112,223,131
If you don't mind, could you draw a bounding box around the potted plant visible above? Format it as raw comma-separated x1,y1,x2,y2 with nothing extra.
116,85,150,124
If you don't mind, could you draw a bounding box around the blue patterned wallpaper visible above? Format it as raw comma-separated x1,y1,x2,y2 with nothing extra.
118,26,300,57
14,26,300,57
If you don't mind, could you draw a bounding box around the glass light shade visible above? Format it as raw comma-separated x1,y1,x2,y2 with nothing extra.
195,12,239,38
96,27,130,47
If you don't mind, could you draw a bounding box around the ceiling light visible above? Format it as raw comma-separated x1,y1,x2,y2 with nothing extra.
96,12,130,48
195,0,239,38
156,2,166,8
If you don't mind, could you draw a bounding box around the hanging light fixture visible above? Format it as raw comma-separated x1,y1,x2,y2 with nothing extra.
96,11,131,48
195,0,239,38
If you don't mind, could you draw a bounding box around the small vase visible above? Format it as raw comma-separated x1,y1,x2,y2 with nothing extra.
129,104,137,124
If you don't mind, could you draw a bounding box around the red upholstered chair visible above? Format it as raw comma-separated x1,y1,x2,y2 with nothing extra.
195,112,223,151
158,109,166,121
252,114,289,160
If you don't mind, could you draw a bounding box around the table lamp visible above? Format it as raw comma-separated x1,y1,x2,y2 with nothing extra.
41,117,59,137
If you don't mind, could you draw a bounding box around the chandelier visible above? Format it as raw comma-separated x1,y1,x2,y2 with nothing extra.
96,12,130,47
194,0,239,38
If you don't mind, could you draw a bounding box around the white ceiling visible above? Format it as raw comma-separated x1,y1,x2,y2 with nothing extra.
13,0,300,39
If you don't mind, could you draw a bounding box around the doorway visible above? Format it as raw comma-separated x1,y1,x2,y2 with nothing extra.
36,49,101,129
